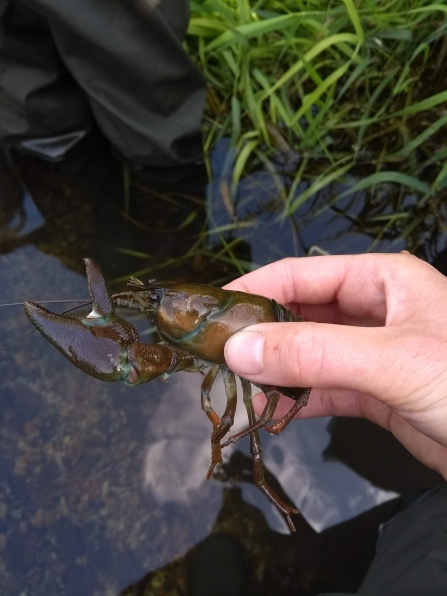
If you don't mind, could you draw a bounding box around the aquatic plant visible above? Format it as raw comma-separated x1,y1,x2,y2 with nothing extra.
187,1,447,252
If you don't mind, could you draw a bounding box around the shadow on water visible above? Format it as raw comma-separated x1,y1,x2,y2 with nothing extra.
0,141,444,595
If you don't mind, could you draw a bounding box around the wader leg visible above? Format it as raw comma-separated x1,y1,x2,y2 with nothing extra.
34,0,206,167
358,486,447,595
0,0,92,159
0,0,205,166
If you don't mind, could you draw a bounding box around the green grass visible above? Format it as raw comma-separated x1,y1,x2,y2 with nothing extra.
185,0,447,253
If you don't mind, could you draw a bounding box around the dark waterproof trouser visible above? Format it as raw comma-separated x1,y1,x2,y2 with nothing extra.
320,485,447,596
0,0,206,166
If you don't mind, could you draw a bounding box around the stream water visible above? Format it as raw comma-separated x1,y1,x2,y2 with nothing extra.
0,143,443,595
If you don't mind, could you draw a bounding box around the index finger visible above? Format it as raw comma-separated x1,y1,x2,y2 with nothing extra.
223,254,405,323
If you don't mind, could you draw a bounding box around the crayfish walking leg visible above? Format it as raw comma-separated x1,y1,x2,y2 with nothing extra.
221,385,280,448
221,386,310,448
266,388,311,434
201,365,221,429
240,379,299,532
206,367,238,479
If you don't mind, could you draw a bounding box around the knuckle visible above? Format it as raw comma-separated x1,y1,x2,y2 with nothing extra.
266,322,325,386
291,323,326,383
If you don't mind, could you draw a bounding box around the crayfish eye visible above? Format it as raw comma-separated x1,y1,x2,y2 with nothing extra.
150,291,162,303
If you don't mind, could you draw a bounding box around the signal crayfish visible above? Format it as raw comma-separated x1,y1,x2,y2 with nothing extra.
24,258,311,531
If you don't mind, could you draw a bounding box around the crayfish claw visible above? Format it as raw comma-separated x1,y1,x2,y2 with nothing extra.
84,257,113,316
24,300,134,383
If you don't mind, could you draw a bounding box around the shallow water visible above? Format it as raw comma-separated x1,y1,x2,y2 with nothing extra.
0,147,443,595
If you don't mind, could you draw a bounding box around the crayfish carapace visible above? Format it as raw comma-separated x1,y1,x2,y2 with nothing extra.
24,258,311,531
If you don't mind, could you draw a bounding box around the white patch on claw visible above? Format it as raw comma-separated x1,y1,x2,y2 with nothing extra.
86,309,102,319
109,354,121,370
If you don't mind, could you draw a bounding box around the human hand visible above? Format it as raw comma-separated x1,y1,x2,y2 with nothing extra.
224,253,447,479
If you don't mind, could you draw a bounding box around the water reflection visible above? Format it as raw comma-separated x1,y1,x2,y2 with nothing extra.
207,138,406,262
0,146,443,595
0,242,395,594
142,372,397,534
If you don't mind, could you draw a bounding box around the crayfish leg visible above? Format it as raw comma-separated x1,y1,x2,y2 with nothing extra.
201,365,221,428
265,388,311,435
240,379,299,532
206,368,237,479
220,385,279,448
202,365,224,477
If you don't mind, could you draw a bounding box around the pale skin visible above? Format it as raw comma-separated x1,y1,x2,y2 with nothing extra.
224,252,447,480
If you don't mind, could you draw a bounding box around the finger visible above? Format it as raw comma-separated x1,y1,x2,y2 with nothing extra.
224,254,388,313
253,387,402,429
252,390,447,479
387,414,447,478
224,321,419,404
224,253,437,324
252,388,365,418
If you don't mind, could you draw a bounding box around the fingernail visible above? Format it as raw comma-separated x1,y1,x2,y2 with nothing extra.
225,331,264,375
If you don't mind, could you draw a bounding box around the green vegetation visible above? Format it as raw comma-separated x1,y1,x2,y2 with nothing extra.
186,0,447,252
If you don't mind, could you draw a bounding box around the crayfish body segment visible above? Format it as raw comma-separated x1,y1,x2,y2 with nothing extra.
24,258,312,532
113,283,282,364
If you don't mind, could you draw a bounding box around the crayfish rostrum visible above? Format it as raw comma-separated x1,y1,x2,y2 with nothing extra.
24,258,311,531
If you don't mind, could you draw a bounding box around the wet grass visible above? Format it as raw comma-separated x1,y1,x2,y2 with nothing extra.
186,0,447,254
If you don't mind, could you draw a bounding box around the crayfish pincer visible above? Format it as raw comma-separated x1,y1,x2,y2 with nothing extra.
24,258,311,532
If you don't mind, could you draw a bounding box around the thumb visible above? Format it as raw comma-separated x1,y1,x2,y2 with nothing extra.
224,322,407,401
